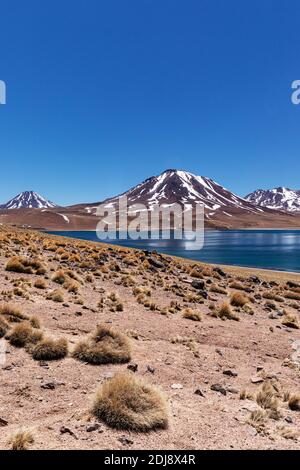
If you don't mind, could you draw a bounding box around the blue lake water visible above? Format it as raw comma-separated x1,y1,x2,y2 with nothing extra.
47,230,300,273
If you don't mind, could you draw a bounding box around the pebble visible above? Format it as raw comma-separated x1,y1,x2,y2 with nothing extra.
171,383,183,389
210,384,227,395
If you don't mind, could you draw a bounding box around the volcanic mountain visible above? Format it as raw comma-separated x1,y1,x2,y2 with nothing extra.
245,187,300,213
0,191,57,210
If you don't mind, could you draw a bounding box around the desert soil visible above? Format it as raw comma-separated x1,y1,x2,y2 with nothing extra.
0,225,300,450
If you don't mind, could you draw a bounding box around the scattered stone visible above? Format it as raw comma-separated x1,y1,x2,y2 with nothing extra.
226,387,239,394
0,417,8,427
210,384,227,395
191,280,205,290
86,423,102,432
148,257,164,269
118,436,134,446
223,369,238,377
285,416,293,424
146,365,155,374
216,348,223,356
171,383,183,389
127,363,138,373
41,381,65,390
251,376,264,384
194,389,205,397
213,267,227,277
60,426,78,439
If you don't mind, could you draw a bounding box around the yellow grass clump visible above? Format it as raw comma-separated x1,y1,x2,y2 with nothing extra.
72,325,131,365
31,338,68,360
92,372,168,432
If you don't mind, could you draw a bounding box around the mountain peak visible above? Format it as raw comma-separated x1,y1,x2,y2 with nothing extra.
0,191,58,210
245,187,300,212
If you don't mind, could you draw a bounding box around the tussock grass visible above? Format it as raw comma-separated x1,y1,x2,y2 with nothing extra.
8,322,43,348
256,381,279,411
230,291,248,307
46,289,64,303
73,325,131,365
6,256,46,275
31,338,68,360
288,393,300,411
0,303,28,323
8,430,34,450
282,311,299,329
209,284,227,295
92,372,168,431
214,301,239,321
34,278,47,289
182,308,201,321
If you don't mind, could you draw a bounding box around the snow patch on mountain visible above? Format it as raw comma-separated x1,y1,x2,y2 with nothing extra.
245,187,300,212
0,191,57,210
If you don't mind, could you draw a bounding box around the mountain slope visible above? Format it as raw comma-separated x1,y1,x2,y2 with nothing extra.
245,187,300,212
96,169,262,213
0,191,58,210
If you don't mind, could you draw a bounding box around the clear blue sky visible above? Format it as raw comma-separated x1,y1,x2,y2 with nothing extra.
0,0,299,206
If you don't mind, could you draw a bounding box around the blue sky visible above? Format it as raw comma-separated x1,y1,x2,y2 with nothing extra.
0,0,299,206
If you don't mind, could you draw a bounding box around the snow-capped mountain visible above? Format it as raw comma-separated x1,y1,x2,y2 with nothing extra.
245,187,300,212
98,169,260,213
0,191,57,210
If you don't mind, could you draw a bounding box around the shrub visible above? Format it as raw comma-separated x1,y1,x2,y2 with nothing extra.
72,325,131,365
92,372,168,431
46,289,64,303
52,270,67,284
34,278,47,289
8,430,34,450
209,284,227,295
8,322,43,348
0,318,9,338
282,312,299,329
230,292,248,307
6,256,46,275
31,338,68,360
256,381,279,411
182,308,201,321
0,303,28,323
288,393,300,411
215,301,239,321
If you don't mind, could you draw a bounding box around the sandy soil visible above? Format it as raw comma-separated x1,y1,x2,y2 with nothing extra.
0,226,300,450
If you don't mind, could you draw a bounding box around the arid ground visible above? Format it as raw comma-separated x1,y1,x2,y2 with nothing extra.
0,225,300,450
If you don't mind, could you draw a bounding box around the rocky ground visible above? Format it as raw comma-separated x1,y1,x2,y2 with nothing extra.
0,225,300,450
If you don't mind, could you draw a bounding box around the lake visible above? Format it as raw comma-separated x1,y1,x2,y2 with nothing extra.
47,230,300,273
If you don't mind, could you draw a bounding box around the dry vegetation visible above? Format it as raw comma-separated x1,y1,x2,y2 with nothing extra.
0,225,299,449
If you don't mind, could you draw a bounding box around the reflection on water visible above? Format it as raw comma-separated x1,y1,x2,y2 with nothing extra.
47,230,300,273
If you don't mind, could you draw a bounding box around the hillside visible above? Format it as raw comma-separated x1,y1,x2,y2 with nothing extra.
0,225,299,450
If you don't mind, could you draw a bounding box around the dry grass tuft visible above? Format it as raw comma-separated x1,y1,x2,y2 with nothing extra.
73,325,131,365
230,291,248,307
31,338,68,360
288,393,300,411
8,429,34,450
0,303,28,323
34,278,47,289
282,311,299,329
92,372,168,431
182,308,201,321
8,322,43,348
46,289,64,303
256,381,279,411
6,256,46,275
214,301,239,321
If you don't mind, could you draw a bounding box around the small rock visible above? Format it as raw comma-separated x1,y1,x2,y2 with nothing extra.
127,363,138,373
216,348,223,356
285,416,293,424
60,426,78,439
0,417,8,427
86,423,102,432
171,383,183,389
118,436,134,446
210,384,227,395
191,280,205,290
194,389,205,397
226,387,239,394
251,376,264,384
146,365,155,374
223,369,238,377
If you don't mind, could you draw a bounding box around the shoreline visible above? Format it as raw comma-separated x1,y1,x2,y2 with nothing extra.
42,229,300,282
